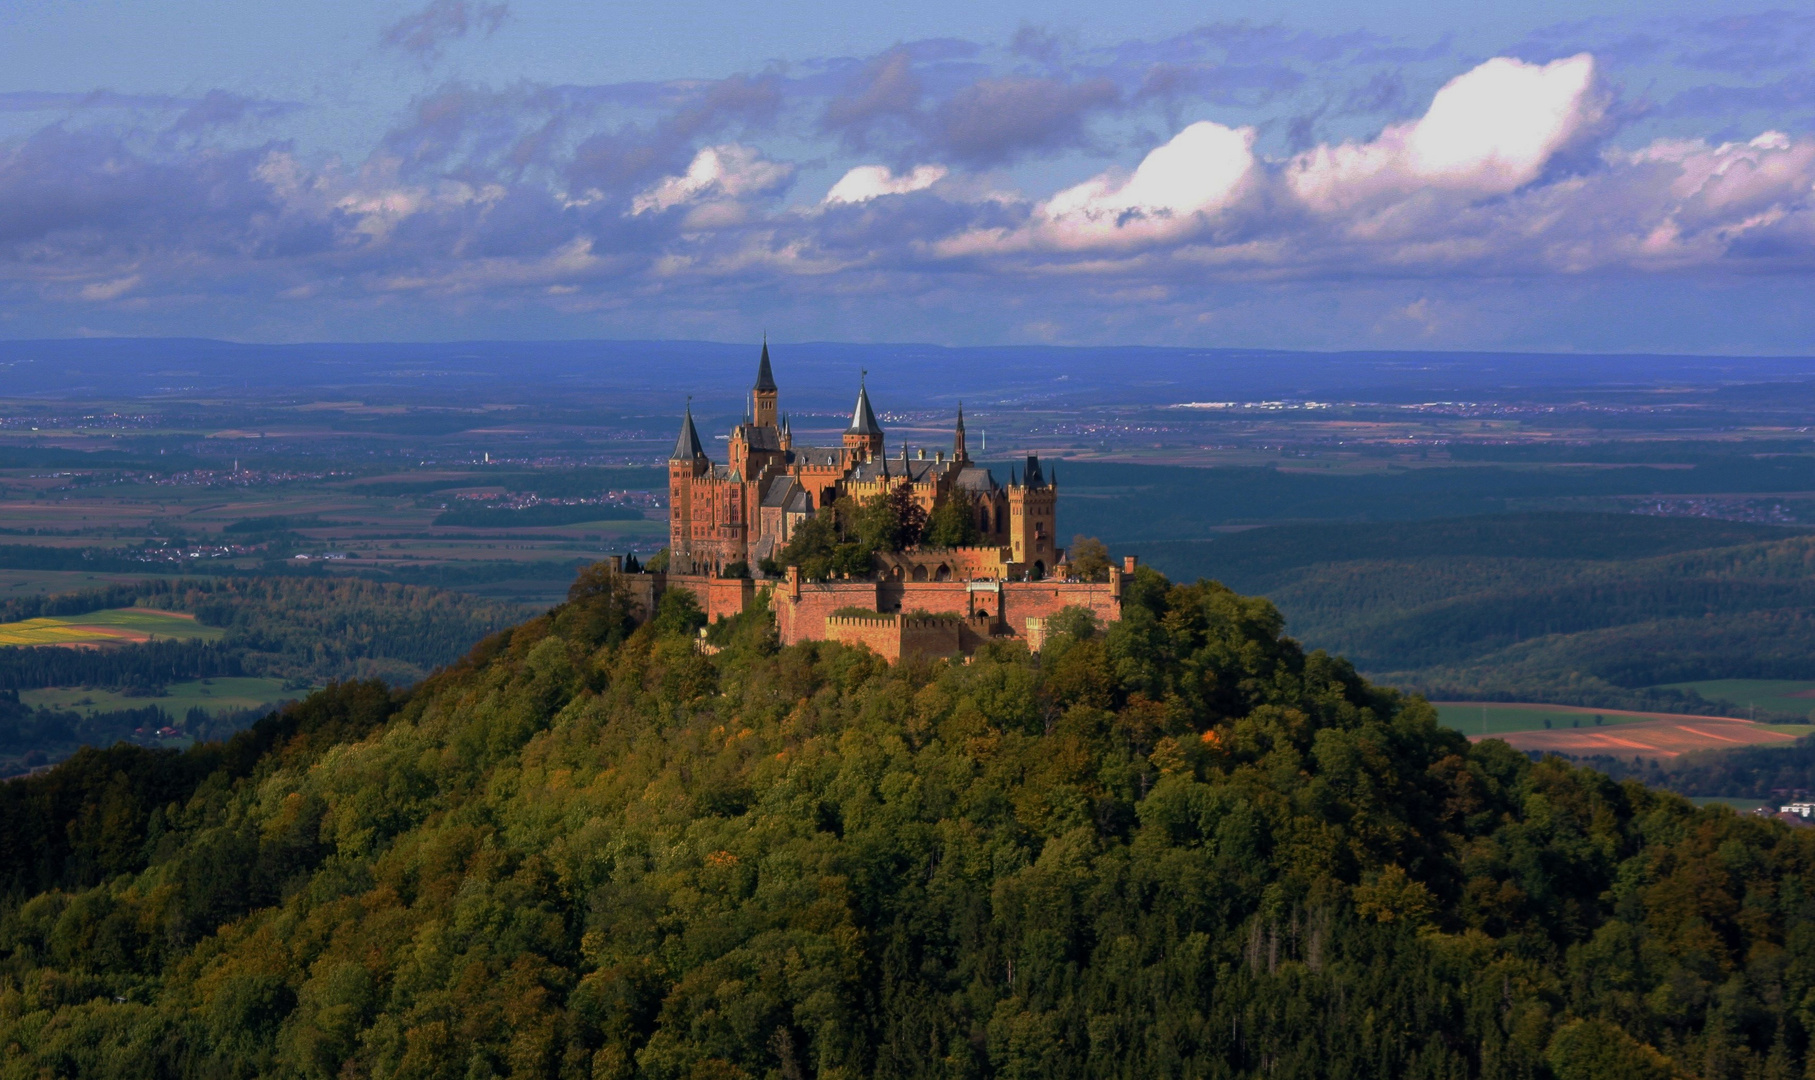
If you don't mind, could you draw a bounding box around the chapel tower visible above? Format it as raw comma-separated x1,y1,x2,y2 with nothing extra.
752,338,778,430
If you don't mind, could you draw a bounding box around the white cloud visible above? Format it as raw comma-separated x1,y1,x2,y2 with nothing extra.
939,120,1256,256
824,163,947,204
631,145,793,215
1286,54,1604,213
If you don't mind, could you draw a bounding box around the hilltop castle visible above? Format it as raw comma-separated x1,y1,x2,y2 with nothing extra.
632,342,1132,661
667,341,1060,581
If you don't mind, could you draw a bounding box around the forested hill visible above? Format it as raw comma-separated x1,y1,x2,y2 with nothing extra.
1,565,1811,1078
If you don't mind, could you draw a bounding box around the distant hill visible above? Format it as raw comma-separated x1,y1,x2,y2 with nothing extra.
0,563,1808,1076
1132,512,1815,712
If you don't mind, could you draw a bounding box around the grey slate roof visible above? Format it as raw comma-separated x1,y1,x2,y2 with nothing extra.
669,406,705,461
847,383,882,435
754,340,777,392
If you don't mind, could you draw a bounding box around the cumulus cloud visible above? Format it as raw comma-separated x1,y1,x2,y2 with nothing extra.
824,164,947,204
381,0,509,60
631,145,794,214
1286,54,1605,212
940,121,1256,255
7,30,1815,346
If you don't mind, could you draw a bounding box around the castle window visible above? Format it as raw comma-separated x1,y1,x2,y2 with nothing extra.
979,507,990,532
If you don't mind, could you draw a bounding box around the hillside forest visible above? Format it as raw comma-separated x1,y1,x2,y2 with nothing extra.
0,578,523,775
1131,513,1815,716
0,563,1809,1078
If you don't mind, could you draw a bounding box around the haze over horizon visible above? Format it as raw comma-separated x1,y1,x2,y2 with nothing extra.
3,0,1815,353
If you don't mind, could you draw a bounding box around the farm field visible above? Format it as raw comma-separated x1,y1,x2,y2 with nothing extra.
0,606,221,646
1478,716,1815,758
1657,679,1815,721
1436,701,1694,736
20,676,302,718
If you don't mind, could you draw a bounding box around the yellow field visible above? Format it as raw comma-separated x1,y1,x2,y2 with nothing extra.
0,607,221,647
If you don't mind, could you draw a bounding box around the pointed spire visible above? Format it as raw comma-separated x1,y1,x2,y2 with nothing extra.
669,400,704,461
953,401,969,462
847,372,882,436
754,335,777,392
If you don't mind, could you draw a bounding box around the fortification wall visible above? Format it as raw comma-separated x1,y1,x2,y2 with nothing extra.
822,615,905,660
771,577,882,646
661,573,755,623
997,580,1123,639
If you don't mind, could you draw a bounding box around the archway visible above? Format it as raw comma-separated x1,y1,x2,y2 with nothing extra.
890,565,904,580
935,564,952,582
1031,560,1045,580
912,565,928,582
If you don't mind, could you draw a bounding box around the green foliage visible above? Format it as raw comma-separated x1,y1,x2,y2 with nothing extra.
3,568,1815,1077
923,485,980,549
651,587,707,638
1068,535,1111,581
1134,513,1815,711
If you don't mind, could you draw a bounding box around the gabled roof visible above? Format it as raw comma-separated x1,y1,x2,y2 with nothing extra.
847,381,882,436
789,445,844,467
762,477,803,508
669,405,705,461
740,425,783,450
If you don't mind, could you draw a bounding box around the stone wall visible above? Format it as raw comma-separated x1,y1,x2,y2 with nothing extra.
615,554,1137,660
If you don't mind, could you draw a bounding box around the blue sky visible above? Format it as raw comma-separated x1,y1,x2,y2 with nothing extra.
1,0,1813,352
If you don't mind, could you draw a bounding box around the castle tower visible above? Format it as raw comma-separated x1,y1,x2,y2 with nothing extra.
668,403,708,561
752,338,778,429
952,402,969,463
844,375,884,460
1008,454,1057,578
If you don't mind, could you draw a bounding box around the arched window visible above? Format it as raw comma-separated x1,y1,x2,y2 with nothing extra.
912,565,928,582
935,564,952,582
979,506,990,533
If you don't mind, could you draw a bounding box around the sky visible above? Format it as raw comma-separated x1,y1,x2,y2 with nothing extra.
1,0,1814,352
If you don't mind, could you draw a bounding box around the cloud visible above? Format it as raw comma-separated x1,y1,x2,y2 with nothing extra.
819,49,923,150
1286,54,1605,212
631,145,794,214
6,28,1815,347
381,0,509,60
940,121,1257,255
824,164,947,204
930,77,1119,165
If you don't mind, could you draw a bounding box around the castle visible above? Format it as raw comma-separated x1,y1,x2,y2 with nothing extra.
627,342,1133,661
667,340,1059,582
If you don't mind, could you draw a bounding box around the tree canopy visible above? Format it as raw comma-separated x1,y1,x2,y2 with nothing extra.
0,563,1808,1078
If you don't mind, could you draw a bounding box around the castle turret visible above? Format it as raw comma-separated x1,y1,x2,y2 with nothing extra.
1008,454,1056,579
952,402,969,463
844,375,884,460
753,337,778,429
668,403,708,561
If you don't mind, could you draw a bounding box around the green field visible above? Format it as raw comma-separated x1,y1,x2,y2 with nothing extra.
0,606,222,646
20,677,304,718
1434,701,1651,736
1689,796,1777,814
1657,679,1815,721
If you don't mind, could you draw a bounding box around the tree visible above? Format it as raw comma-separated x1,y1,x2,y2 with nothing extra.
923,487,980,549
1069,536,1111,582
885,482,928,549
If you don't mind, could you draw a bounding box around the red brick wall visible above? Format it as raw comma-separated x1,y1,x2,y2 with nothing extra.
823,616,904,660
770,579,882,646
997,581,1121,639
